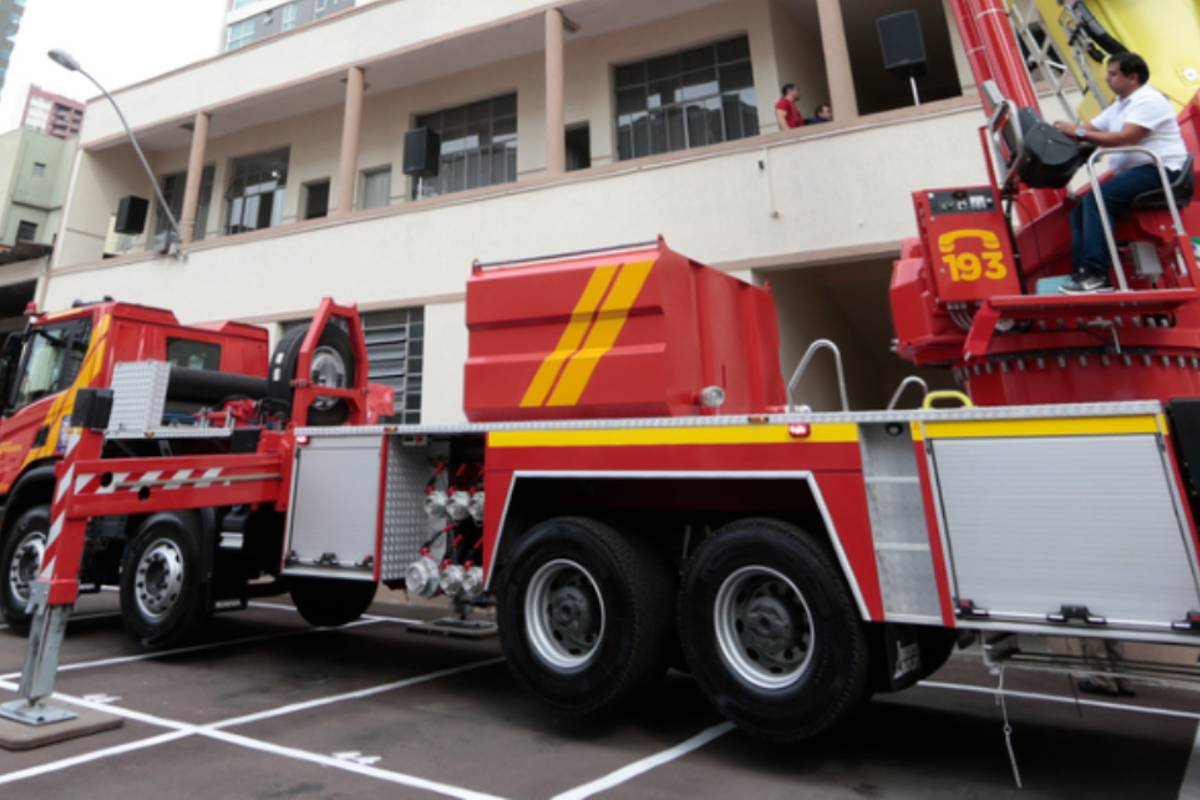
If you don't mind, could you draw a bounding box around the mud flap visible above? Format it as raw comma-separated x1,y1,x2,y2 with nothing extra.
882,623,925,691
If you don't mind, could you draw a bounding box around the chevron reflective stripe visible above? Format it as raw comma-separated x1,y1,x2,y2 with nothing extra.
195,467,225,488
56,464,74,503
134,470,162,487
164,469,194,490
96,472,130,495
75,473,96,494
38,555,56,582
45,512,64,551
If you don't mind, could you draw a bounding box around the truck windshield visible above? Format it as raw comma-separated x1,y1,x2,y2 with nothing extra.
13,320,92,408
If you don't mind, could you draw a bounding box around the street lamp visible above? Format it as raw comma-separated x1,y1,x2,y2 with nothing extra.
48,48,184,257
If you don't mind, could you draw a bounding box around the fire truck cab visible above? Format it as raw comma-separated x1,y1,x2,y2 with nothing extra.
0,300,342,649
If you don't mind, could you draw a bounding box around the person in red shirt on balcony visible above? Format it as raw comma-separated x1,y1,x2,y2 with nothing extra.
775,83,805,130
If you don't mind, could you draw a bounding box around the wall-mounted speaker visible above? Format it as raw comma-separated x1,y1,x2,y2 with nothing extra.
877,10,928,76
115,195,149,235
403,128,442,178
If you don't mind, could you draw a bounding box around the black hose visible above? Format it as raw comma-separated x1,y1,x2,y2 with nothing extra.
167,367,268,405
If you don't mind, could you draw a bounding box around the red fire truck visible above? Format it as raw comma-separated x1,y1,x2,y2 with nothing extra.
3,0,1200,743
0,301,279,641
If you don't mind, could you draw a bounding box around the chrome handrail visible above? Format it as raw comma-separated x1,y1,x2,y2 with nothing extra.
787,339,849,413
1084,146,1190,290
887,376,930,411
987,96,1024,192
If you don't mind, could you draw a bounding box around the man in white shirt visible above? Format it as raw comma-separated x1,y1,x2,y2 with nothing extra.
1053,53,1190,293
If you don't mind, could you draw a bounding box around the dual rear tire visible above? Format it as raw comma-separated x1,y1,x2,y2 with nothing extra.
498,516,871,740
678,518,871,741
497,517,676,718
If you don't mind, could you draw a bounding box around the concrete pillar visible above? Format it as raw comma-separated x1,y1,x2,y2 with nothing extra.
336,66,366,216
815,0,859,121
179,111,211,244
545,8,566,175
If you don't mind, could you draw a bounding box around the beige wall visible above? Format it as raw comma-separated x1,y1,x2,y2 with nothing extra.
47,103,991,317
66,0,823,263
423,301,469,422
46,0,1012,422
770,259,953,411
55,147,155,265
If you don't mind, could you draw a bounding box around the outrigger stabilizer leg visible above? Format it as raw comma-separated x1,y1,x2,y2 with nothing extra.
0,402,107,727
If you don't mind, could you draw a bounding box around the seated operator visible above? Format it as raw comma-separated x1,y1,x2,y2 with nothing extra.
1052,52,1189,294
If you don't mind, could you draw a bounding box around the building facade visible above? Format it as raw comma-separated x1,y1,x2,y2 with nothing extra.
224,0,357,51
22,85,85,138
0,127,75,331
0,127,73,249
0,0,26,101
48,0,1073,423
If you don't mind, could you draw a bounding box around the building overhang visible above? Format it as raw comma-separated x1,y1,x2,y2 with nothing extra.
82,0,730,154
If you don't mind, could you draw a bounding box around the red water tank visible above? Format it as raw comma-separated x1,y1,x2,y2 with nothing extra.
464,240,787,421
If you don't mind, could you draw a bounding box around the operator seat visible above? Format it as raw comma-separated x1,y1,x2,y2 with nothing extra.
1011,107,1095,189
1131,154,1195,211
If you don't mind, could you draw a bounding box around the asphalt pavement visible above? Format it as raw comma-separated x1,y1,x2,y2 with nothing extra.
0,591,1198,799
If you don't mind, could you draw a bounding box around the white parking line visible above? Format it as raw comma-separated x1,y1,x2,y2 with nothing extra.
0,680,193,730
918,680,1200,721
248,600,426,626
0,731,192,786
551,680,1200,799
212,657,506,729
551,722,736,800
0,618,384,681
203,728,506,800
0,658,508,798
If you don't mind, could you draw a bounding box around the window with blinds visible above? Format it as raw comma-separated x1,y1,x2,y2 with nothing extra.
285,307,424,424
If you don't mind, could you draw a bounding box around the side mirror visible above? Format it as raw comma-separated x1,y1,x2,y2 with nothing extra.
0,332,26,414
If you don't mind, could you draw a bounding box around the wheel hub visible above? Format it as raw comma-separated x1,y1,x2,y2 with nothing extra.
744,594,795,651
310,345,348,411
7,531,46,605
135,539,185,621
714,565,814,690
548,585,594,649
525,559,606,672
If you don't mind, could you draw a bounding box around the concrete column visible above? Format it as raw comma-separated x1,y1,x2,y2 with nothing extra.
179,111,211,244
815,0,859,121
336,66,366,216
544,8,566,175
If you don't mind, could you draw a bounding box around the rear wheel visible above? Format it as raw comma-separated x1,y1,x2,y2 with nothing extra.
496,517,675,719
678,518,870,741
289,578,377,627
119,512,209,649
0,505,50,631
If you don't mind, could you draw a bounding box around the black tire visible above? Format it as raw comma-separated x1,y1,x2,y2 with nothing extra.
0,505,50,632
288,578,377,627
268,323,356,426
496,517,675,719
119,512,209,649
678,518,871,741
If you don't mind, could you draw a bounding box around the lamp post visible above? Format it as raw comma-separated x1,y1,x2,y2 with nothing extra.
48,48,184,257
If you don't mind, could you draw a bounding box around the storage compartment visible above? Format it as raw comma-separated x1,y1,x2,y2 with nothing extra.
464,241,786,421
930,431,1200,629
283,434,383,580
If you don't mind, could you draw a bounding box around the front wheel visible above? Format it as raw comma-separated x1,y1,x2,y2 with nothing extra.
0,505,50,631
496,517,675,719
289,577,377,627
678,518,871,741
119,512,209,649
